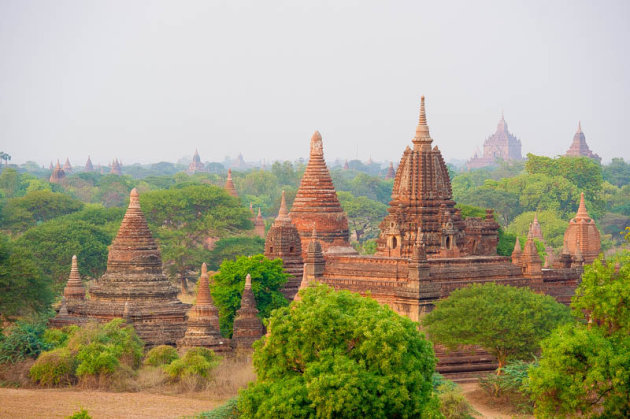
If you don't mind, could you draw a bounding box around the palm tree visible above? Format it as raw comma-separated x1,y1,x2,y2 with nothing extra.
0,152,11,167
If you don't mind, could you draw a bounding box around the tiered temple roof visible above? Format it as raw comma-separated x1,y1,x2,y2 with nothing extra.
224,169,238,198
565,122,601,163
563,192,601,264
467,114,522,169
289,131,354,256
49,160,66,184
264,190,304,300
178,263,229,351
187,149,206,174
110,159,122,175
231,274,263,349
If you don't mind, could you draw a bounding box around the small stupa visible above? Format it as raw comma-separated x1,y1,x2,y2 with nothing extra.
563,192,601,264
187,149,206,174
385,161,395,180
231,274,263,349
224,169,238,198
63,255,86,300
84,156,94,172
254,208,265,238
49,160,66,184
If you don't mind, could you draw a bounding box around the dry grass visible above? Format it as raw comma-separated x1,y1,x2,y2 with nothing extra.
206,353,256,398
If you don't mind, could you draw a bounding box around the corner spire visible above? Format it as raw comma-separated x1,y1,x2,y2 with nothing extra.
413,96,432,149
245,273,252,289
575,192,589,220
276,190,290,221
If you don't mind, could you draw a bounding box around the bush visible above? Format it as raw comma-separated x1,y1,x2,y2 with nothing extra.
197,397,239,419
480,360,534,413
165,347,220,381
66,408,91,419
29,347,77,386
437,384,477,419
0,320,50,364
144,345,179,367
75,343,121,377
42,326,78,349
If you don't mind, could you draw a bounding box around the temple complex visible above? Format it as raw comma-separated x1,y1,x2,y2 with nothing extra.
224,169,238,198
466,114,523,169
187,149,206,174
49,160,66,184
289,131,356,257
84,156,94,172
178,263,230,352
231,274,264,349
385,162,395,180
563,192,601,264
254,208,265,238
63,158,72,173
51,189,190,347
565,122,601,163
264,191,304,300
111,159,122,175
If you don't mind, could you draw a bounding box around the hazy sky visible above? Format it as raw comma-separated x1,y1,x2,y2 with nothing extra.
1,0,629,167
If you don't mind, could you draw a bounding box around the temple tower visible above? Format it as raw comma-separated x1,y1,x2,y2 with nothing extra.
385,161,395,180
231,274,263,349
110,159,122,175
63,255,86,300
178,263,229,351
376,97,465,258
84,156,94,172
63,158,73,173
289,131,353,256
187,149,206,174
565,122,601,163
254,208,265,238
521,227,542,276
264,190,304,300
49,160,66,184
563,192,601,264
466,113,523,169
224,169,238,198
511,239,522,266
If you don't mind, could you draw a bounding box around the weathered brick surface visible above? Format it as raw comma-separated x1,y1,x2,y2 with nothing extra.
231,274,263,349
563,192,601,264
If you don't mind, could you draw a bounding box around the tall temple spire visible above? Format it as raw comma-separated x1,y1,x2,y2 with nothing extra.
563,191,601,264
232,273,263,349
413,96,432,150
85,156,94,172
224,169,238,198
63,255,86,300
276,190,290,222
575,192,589,220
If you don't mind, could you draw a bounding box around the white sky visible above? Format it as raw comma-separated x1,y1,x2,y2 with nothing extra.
1,0,629,166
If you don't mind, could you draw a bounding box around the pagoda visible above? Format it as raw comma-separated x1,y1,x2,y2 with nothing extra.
63,158,73,173
254,208,265,238
178,263,230,352
264,191,304,300
51,189,190,347
563,192,601,264
187,149,206,174
84,156,94,172
63,255,86,300
224,169,238,198
565,122,601,163
111,159,122,175
385,161,395,180
49,160,66,184
289,131,354,256
231,274,264,349
466,114,522,169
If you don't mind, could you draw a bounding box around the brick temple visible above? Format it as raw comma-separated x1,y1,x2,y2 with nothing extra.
466,114,523,169
187,149,206,174
565,122,601,163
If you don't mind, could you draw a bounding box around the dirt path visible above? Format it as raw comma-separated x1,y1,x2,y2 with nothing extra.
460,382,533,419
0,388,224,419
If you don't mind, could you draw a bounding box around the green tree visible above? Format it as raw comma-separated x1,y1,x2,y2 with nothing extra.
507,210,569,248
423,283,572,371
1,190,84,234
207,237,265,271
238,284,438,418
0,152,11,167
210,254,288,337
0,234,53,320
603,157,630,188
337,191,388,243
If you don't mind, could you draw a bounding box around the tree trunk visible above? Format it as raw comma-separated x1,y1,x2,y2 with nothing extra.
180,274,187,294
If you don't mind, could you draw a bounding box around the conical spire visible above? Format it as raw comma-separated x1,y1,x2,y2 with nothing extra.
232,272,263,349
275,190,290,223
63,255,86,300
85,156,93,172
224,169,238,198
413,96,432,149
245,273,252,289
310,131,324,157
577,121,582,133
63,158,72,172
512,239,521,255
196,263,212,305
575,192,590,220
385,161,395,180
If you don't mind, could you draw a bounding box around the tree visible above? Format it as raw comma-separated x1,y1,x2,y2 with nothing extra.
528,252,630,417
140,185,252,290
0,233,53,320
0,152,11,167
458,187,520,226
211,254,288,337
423,283,572,371
337,191,388,243
507,210,569,248
207,236,265,270
603,157,630,188
1,190,84,234
238,284,438,418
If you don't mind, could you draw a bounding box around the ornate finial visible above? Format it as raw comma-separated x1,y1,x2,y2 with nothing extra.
576,192,589,220
577,121,582,133
245,273,252,289
310,131,323,156
227,168,232,179
201,262,207,276
419,96,427,125
257,207,262,217
129,188,140,209
312,226,318,241
277,190,289,220
413,96,431,148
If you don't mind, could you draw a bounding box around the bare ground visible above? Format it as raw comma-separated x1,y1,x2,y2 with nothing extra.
460,382,533,419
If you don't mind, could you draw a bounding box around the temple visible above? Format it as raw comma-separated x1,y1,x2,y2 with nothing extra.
254,208,265,238
84,156,94,172
565,122,601,163
385,162,395,180
187,149,206,174
563,192,601,264
224,169,238,198
63,158,73,173
49,160,66,184
466,114,523,169
231,274,264,349
111,159,122,175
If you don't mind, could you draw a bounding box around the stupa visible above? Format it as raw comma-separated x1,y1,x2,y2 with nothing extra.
187,149,206,174
84,156,94,172
63,158,72,173
563,192,601,264
63,255,86,300
178,263,229,351
254,208,265,238
289,131,355,257
111,159,122,175
51,189,190,347
224,169,238,198
264,190,304,300
231,274,264,349
565,122,601,163
49,160,66,184
385,161,395,180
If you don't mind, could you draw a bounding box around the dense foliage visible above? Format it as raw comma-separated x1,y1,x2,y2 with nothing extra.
423,283,572,370
211,254,288,337
238,284,438,418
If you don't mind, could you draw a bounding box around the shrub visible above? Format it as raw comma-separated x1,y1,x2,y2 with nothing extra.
75,343,120,377
197,397,240,419
165,347,220,381
42,326,78,349
437,384,477,419
480,360,534,413
144,345,179,367
66,408,91,419
29,347,76,386
0,320,50,364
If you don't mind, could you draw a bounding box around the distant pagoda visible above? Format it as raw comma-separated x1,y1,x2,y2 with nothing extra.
467,114,522,169
110,159,122,175
565,122,601,163
63,158,73,173
254,208,265,238
49,160,66,184
385,161,395,180
187,149,206,174
224,169,238,198
84,156,94,172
